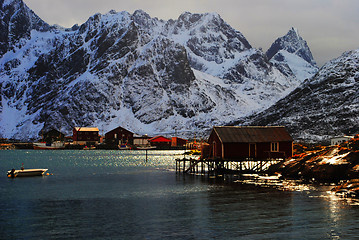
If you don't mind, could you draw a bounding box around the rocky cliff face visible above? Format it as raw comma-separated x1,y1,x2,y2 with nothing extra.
0,1,317,140
0,0,50,56
248,49,359,142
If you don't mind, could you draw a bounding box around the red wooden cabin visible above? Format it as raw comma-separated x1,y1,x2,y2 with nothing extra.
105,126,134,145
171,137,187,147
207,126,293,160
73,127,99,145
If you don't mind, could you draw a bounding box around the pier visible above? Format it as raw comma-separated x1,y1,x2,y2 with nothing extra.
177,126,294,176
175,157,284,176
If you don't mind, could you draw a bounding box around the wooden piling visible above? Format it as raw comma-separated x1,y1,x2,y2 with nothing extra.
176,157,284,176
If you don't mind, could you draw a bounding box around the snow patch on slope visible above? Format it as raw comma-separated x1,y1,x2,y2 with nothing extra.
272,50,319,81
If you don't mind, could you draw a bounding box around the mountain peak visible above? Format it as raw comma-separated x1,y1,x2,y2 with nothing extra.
265,27,318,82
0,0,50,56
175,11,224,29
288,27,299,37
132,9,151,19
266,27,316,66
170,11,251,51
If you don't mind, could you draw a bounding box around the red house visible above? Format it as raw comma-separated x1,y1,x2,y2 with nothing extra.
73,127,99,145
105,126,134,146
171,137,187,147
148,136,171,147
207,126,293,160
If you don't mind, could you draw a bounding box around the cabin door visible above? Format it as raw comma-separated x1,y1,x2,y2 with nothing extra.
213,142,216,158
249,143,256,158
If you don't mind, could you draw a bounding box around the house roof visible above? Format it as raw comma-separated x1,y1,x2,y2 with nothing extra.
212,126,293,143
133,134,152,139
44,129,64,135
148,136,171,142
105,126,133,135
74,127,99,132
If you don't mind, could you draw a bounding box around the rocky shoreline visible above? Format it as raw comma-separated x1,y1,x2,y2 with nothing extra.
268,135,359,197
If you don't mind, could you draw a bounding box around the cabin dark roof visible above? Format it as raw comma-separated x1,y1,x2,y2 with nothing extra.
213,126,293,143
105,126,133,135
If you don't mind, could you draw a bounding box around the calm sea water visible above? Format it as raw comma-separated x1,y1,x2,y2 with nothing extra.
1,150,359,239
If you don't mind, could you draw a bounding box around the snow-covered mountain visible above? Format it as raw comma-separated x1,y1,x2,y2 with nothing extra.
266,27,318,81
0,0,50,56
248,49,359,142
0,0,317,140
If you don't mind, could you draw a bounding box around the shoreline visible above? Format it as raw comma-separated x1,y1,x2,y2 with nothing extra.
0,143,189,150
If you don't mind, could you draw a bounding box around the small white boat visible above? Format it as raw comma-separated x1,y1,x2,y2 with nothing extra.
7,168,48,178
33,141,65,150
258,174,282,180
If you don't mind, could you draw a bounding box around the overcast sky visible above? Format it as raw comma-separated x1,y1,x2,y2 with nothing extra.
24,0,359,66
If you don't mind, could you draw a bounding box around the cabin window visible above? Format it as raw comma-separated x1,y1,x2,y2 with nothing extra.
271,142,279,152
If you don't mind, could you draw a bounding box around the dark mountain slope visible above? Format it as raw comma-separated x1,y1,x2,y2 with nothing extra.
248,49,359,142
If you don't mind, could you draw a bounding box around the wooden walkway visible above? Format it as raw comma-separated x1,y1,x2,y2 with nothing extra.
175,157,284,176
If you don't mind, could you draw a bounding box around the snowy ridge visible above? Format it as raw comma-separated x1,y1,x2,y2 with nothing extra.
164,11,252,78
248,49,359,142
0,1,319,140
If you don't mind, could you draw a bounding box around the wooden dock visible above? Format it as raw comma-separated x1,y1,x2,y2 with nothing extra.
175,157,284,176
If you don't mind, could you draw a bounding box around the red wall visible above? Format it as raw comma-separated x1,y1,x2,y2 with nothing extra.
223,142,292,159
171,137,187,147
208,131,223,158
208,131,292,160
105,127,134,145
73,129,99,142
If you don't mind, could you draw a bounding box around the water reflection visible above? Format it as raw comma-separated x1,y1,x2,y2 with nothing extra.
230,173,359,239
235,174,316,192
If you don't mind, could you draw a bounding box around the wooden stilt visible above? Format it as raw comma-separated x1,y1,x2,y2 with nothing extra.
175,157,284,177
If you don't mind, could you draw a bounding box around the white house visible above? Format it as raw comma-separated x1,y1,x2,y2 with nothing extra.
330,136,354,146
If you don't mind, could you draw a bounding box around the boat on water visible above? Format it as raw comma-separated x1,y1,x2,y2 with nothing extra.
33,141,65,150
7,168,48,178
83,146,96,150
119,144,131,150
